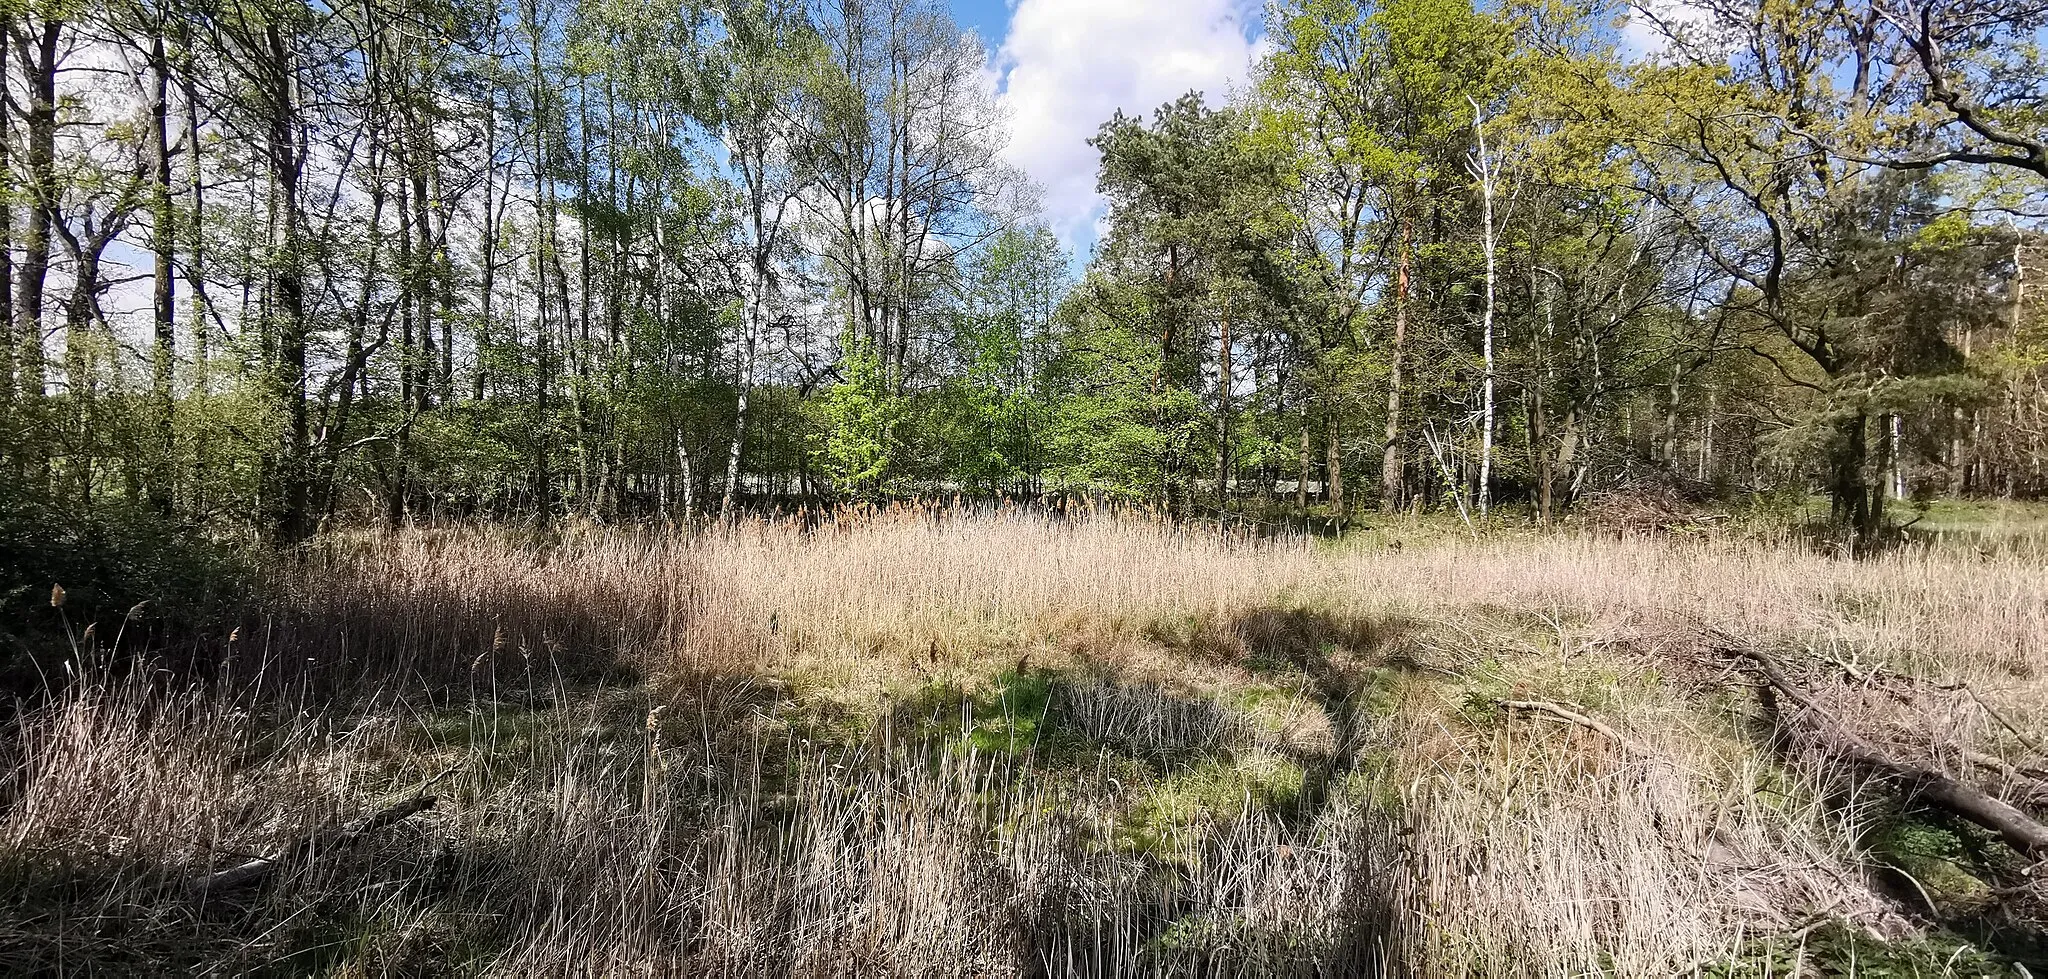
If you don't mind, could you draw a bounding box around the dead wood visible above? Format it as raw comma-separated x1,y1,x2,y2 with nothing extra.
1498,699,1629,749
1711,638,2048,855
187,796,438,898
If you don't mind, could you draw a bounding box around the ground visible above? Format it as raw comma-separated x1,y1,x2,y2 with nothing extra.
2,507,2045,975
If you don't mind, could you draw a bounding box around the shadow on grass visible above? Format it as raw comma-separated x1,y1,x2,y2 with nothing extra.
0,603,1444,976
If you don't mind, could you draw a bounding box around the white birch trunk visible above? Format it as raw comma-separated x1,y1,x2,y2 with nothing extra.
1468,97,1497,518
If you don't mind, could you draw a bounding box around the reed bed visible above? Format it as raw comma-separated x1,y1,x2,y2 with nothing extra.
3,508,2042,975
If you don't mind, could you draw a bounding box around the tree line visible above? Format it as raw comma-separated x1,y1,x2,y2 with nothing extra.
0,0,2043,546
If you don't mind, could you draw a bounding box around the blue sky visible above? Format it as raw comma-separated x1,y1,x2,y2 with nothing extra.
953,0,1269,262
949,0,1012,48
958,0,1681,263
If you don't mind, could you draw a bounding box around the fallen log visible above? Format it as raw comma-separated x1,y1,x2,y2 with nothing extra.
188,796,437,898
1712,638,2048,855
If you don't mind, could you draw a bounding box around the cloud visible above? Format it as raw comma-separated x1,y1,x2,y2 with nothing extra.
992,0,1262,257
1619,1,1712,62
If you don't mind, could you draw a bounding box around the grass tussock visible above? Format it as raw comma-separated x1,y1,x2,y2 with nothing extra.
4,508,2046,975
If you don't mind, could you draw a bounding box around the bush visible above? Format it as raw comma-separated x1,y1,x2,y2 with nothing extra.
0,483,253,696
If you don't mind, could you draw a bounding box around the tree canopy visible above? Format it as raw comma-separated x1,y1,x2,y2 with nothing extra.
0,0,2043,545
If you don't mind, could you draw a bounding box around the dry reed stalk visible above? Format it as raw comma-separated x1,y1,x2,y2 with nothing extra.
3,513,2042,975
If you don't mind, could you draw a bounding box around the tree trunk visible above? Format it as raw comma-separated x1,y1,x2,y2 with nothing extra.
1533,269,1557,525
1215,297,1232,511
721,181,766,522
477,72,498,402
1326,413,1344,517
1470,102,1496,518
1381,213,1410,513
149,29,177,513
268,23,312,546
15,18,60,489
0,13,14,450
525,1,553,522
1296,409,1310,509
183,54,206,391
1830,412,1878,546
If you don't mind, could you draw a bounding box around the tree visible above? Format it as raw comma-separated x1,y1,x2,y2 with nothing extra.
693,0,819,521
1089,93,1299,513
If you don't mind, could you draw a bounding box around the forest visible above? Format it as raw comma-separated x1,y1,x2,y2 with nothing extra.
3,0,2048,975
0,0,2041,543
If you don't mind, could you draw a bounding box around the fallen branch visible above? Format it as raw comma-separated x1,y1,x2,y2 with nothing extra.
188,796,437,897
1712,638,2048,855
1499,699,1629,749
1963,685,2047,758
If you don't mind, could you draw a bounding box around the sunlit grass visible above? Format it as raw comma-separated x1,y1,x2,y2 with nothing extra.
2,509,2042,974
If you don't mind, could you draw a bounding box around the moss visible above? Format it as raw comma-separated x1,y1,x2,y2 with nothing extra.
1332,750,1405,814
1114,753,1305,858
882,668,1099,766
1709,923,2017,978
1230,680,1320,739
1869,815,1994,911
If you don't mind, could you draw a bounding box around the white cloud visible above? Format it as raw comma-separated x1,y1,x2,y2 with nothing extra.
993,0,1262,256
1619,1,1713,63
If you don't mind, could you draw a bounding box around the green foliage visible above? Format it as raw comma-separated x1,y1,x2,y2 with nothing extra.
1708,923,2016,978
5,0,2048,554
806,340,903,497
1037,296,1196,500
0,480,254,693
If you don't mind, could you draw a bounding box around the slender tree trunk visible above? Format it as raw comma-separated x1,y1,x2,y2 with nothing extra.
1326,413,1344,517
16,19,60,490
721,174,766,523
394,151,415,527
268,23,313,545
526,0,554,521
434,164,452,399
183,54,206,391
477,76,498,402
1887,413,1906,499
1532,269,1556,525
573,73,594,507
1469,103,1497,518
0,14,15,465
678,429,694,521
1215,297,1231,510
180,45,209,512
1380,213,1410,512
1697,390,1715,482
148,29,177,513
1296,408,1310,509
1662,376,1682,468
720,293,757,522
412,166,435,413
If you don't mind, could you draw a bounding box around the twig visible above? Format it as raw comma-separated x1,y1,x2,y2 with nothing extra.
187,796,437,897
1499,699,1628,748
1962,685,2047,758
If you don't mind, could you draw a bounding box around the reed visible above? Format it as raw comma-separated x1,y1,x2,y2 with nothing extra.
3,508,2041,975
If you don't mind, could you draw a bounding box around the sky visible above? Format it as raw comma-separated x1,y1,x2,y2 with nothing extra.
957,0,1268,263
957,0,1679,265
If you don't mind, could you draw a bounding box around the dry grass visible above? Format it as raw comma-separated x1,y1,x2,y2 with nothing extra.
3,508,2044,975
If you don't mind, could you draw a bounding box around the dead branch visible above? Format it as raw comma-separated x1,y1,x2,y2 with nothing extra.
1712,639,2048,855
1963,685,2047,758
1499,699,1629,749
187,796,437,898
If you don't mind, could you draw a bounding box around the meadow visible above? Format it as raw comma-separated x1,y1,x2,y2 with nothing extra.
3,509,2045,975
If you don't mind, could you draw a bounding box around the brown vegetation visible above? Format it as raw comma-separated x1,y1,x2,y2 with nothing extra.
3,510,2045,974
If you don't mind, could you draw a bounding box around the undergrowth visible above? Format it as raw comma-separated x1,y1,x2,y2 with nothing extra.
2,511,2044,975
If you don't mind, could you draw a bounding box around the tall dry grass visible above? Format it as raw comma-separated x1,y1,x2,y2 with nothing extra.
3,509,2043,975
